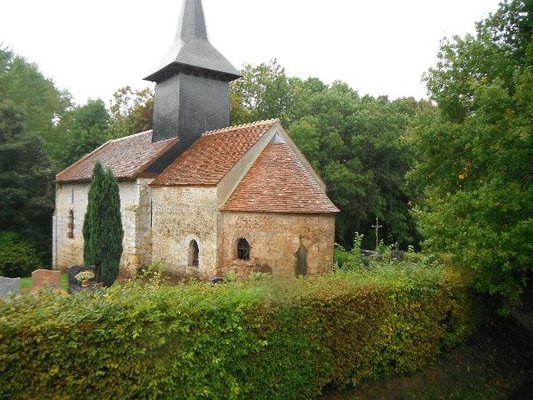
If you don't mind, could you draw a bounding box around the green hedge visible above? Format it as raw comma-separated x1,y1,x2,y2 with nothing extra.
0,265,477,399
0,231,42,277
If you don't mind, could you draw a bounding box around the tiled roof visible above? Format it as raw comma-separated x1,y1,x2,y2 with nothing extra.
56,131,178,183
222,143,339,214
151,120,277,186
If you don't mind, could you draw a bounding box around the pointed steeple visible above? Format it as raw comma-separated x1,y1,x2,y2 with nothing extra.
144,0,240,83
144,0,240,147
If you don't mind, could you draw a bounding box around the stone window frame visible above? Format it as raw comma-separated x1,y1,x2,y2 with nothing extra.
188,239,199,267
236,238,251,261
67,209,74,239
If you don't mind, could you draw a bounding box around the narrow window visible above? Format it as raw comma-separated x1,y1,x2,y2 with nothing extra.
67,210,74,239
237,238,250,260
188,240,199,267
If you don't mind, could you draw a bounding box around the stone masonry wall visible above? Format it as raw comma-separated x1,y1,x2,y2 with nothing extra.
151,186,218,278
53,180,152,276
218,212,336,277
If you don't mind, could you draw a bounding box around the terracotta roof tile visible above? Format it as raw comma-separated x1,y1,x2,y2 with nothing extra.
151,119,277,186
56,131,178,183
222,143,339,214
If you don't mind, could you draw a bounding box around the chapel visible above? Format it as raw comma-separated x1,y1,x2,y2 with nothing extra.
53,0,339,279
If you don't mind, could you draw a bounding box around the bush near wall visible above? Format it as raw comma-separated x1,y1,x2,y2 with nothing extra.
0,265,477,399
0,231,42,277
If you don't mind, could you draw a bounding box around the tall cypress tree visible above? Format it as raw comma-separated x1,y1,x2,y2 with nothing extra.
83,161,123,286
100,168,123,286
83,161,105,268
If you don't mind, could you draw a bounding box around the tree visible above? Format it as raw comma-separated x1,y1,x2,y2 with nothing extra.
407,0,532,308
0,46,71,157
56,99,111,169
0,100,54,261
0,47,71,265
287,83,423,249
230,59,292,125
109,86,153,137
83,161,124,286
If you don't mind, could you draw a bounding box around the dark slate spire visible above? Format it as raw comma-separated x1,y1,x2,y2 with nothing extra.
144,0,240,83
144,0,241,146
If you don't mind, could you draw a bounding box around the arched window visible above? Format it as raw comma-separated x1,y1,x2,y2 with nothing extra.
237,238,250,260
188,240,199,267
67,210,74,239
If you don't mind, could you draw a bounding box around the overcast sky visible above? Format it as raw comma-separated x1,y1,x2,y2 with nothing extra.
1,0,501,105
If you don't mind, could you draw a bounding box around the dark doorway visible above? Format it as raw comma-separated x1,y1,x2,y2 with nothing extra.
295,243,308,276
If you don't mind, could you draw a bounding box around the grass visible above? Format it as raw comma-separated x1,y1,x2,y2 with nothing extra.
19,272,68,291
318,316,533,400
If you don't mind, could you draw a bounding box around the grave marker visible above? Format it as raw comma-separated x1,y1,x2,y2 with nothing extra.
31,269,61,291
0,277,20,298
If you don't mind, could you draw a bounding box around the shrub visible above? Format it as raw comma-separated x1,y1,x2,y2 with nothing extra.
0,231,41,277
334,232,366,270
0,265,477,399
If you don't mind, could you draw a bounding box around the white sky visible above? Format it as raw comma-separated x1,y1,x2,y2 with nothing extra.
1,0,501,105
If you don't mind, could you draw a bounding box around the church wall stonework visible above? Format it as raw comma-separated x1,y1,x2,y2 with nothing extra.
54,183,87,269
151,186,218,278
53,180,152,276
218,212,336,277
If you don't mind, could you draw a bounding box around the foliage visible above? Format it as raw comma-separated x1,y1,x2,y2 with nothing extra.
55,99,111,169
74,270,95,283
0,231,42,277
0,267,476,399
0,100,54,260
320,315,533,400
334,232,366,270
0,47,71,156
406,0,533,308
230,59,292,125
108,86,153,137
83,162,124,286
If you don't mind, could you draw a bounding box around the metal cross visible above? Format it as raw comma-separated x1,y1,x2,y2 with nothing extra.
371,217,383,250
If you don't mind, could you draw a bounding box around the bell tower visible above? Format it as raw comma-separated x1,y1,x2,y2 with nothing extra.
144,0,240,149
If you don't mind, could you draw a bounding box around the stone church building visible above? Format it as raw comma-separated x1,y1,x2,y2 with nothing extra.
53,0,338,279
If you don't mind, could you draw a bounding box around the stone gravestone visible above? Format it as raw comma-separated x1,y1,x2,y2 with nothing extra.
0,277,20,298
31,269,61,291
391,242,404,262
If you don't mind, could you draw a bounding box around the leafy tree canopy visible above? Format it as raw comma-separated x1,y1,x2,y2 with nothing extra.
0,46,71,155
55,99,111,169
407,0,532,308
0,100,54,259
109,86,153,137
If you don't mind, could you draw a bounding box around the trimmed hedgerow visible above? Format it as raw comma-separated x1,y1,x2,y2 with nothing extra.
0,265,477,399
